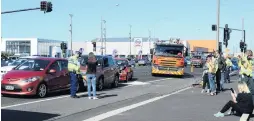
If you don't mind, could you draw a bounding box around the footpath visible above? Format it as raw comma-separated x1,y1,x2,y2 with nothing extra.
187,79,254,121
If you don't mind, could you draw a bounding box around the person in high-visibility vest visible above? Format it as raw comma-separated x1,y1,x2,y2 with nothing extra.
207,54,218,96
224,54,233,83
239,50,253,96
68,51,81,98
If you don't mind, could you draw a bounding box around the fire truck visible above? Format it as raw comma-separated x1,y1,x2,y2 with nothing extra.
150,39,188,77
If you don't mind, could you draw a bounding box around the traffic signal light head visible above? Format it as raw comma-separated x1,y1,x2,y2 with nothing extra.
40,1,47,11
46,2,53,13
212,25,217,31
92,42,96,51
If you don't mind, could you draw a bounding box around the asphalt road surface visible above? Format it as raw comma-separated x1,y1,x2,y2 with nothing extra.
5,66,239,121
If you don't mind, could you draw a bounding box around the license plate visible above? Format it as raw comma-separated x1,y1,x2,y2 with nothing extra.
5,85,14,90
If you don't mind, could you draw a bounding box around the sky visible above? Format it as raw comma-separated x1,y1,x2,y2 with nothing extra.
1,0,254,52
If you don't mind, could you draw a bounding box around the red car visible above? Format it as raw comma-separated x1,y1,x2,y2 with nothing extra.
115,58,133,82
1,57,70,98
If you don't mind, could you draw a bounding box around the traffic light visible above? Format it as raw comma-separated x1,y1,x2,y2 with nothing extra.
92,42,96,51
46,2,52,13
219,42,222,54
212,25,217,31
60,42,67,50
240,41,245,52
223,24,230,47
40,1,47,11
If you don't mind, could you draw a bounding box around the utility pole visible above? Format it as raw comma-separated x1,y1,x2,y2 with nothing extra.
100,16,104,55
129,25,132,56
104,20,107,55
148,29,151,49
216,0,220,51
69,14,73,53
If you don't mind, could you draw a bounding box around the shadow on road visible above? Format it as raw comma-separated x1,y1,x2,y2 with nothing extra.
152,73,195,79
2,109,60,121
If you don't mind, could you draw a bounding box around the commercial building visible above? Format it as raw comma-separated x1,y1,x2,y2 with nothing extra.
187,40,216,52
72,37,159,57
1,38,64,56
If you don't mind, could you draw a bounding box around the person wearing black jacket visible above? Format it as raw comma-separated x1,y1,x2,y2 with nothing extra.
214,81,253,118
214,51,226,92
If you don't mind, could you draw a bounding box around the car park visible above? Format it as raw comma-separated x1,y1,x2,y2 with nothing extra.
1,57,70,98
115,58,133,82
79,55,120,91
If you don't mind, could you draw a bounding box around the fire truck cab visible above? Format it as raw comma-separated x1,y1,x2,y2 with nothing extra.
150,39,188,77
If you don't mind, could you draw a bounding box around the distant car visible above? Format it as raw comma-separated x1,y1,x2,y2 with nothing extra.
0,56,40,79
115,58,134,82
1,57,70,98
231,58,239,71
191,56,204,68
79,55,120,91
138,59,150,66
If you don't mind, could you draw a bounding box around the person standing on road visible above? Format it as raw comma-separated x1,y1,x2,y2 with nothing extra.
86,52,98,100
214,51,226,92
68,51,81,98
214,82,253,118
224,54,233,83
207,55,218,96
201,56,210,93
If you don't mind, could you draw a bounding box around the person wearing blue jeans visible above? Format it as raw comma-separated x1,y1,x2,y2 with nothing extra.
208,73,216,95
86,74,97,99
86,52,98,100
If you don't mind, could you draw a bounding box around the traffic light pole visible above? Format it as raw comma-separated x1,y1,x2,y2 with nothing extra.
1,8,40,14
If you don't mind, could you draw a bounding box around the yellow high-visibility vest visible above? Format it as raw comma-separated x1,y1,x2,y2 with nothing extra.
226,58,232,67
68,56,80,74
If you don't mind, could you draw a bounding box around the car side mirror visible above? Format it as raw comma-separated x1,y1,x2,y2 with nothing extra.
48,69,56,73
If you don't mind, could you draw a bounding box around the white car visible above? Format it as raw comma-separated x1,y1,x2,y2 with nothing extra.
0,56,39,77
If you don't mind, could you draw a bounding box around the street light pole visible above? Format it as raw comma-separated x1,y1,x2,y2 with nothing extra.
216,0,220,50
69,14,73,53
129,25,132,56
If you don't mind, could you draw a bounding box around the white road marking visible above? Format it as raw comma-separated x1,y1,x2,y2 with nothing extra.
1,92,87,109
83,86,192,121
146,78,172,83
1,78,172,109
125,81,149,85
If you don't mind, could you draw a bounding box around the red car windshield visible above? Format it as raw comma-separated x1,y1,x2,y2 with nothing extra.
14,59,50,71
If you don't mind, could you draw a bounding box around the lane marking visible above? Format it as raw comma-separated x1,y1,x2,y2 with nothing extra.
146,78,172,83
83,86,192,121
1,78,171,109
1,92,87,109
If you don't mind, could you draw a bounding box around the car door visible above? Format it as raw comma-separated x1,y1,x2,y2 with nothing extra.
58,60,70,89
102,57,111,84
46,61,61,91
108,57,118,82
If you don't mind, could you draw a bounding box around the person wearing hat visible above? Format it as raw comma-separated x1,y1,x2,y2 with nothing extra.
68,51,81,98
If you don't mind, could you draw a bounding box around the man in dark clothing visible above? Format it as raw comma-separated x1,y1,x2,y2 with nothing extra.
215,51,226,92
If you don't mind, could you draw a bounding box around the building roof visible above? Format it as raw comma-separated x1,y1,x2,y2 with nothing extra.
90,37,159,42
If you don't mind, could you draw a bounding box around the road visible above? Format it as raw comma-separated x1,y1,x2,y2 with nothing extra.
2,66,248,121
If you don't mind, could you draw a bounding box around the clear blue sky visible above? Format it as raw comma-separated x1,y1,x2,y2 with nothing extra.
2,0,254,52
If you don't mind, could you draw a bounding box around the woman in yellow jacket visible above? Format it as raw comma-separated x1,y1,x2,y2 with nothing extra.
207,56,218,96
239,50,253,96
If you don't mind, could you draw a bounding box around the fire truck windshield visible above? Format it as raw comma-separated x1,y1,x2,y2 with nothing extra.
154,46,184,57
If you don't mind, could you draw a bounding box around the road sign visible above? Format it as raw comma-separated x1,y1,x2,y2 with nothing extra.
134,38,142,47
